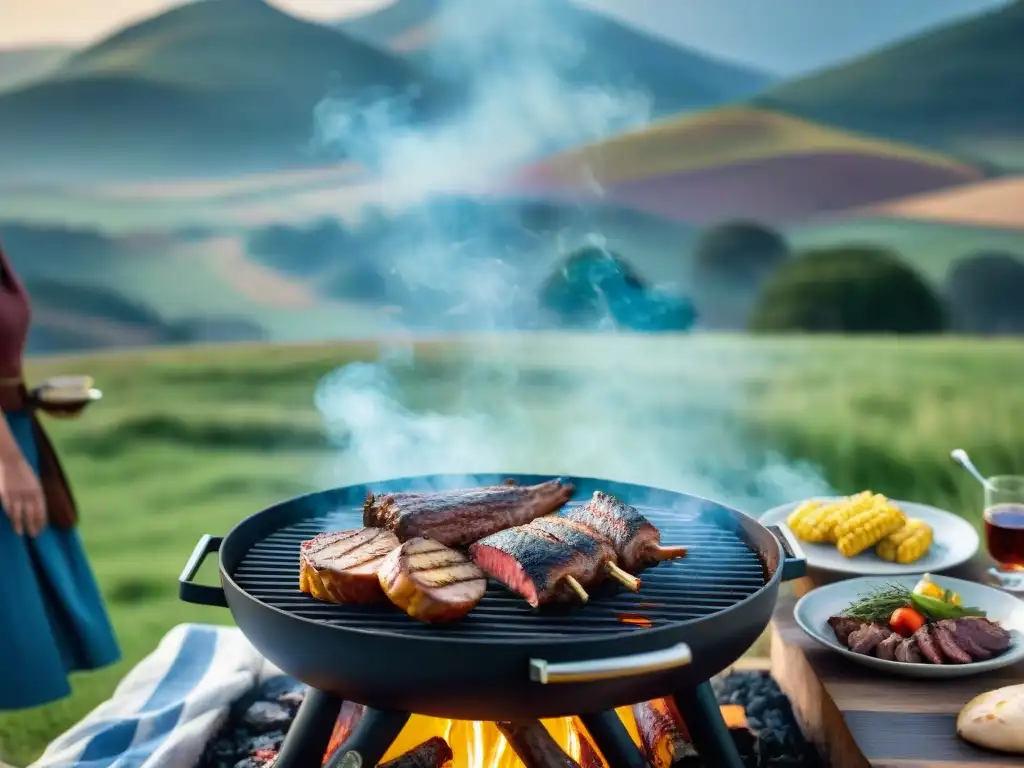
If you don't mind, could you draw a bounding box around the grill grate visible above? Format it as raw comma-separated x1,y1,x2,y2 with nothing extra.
230,504,767,641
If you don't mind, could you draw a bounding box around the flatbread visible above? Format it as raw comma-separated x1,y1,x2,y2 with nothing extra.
957,684,1024,754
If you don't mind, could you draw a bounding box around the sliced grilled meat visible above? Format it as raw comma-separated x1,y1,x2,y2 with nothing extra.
299,528,399,604
875,632,903,661
828,616,866,646
895,637,923,663
527,516,640,591
495,721,582,768
962,617,1012,653
848,623,892,655
364,480,575,547
378,537,487,623
938,619,991,660
469,526,590,607
914,625,945,664
563,491,687,572
933,623,973,664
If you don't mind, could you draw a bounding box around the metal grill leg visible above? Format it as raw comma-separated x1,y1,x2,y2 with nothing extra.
672,682,745,768
323,708,411,768
579,711,649,768
275,688,343,768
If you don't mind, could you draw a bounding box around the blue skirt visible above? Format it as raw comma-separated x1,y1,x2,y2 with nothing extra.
0,410,120,710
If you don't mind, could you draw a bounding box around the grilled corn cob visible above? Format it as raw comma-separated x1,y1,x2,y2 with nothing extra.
875,519,933,564
786,499,833,542
815,491,875,543
835,502,907,557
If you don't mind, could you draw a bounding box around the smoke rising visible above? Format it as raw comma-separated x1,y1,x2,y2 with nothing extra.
311,0,833,512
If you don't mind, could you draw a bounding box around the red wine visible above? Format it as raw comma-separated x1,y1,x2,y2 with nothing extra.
984,504,1024,569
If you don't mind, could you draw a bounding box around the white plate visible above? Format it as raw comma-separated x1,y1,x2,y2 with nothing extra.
760,497,979,575
795,574,1024,678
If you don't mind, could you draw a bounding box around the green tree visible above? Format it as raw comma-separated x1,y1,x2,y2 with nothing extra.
750,246,946,333
944,251,1024,334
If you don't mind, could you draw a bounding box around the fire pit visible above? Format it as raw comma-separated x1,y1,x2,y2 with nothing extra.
180,473,806,768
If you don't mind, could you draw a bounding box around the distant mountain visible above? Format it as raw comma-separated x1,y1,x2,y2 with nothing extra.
0,45,72,91
338,0,771,116
757,1,1024,170
0,0,443,181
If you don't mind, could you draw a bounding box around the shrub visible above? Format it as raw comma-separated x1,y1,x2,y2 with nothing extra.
693,220,790,288
944,251,1024,334
750,246,946,334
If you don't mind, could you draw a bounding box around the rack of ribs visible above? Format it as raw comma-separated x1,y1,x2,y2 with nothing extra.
562,491,688,573
363,479,575,548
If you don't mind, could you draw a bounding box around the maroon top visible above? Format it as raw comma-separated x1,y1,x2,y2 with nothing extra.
0,242,32,379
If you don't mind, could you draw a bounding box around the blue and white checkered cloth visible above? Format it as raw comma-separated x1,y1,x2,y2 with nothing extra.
30,624,281,768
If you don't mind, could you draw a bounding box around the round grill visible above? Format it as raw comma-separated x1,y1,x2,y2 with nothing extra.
230,502,767,641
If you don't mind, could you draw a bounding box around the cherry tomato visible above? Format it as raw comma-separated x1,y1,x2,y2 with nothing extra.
889,606,926,637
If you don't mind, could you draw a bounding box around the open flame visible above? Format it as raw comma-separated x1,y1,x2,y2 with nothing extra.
323,702,750,767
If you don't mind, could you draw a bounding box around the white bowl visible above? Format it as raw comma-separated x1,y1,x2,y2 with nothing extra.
795,574,1024,678
761,497,979,575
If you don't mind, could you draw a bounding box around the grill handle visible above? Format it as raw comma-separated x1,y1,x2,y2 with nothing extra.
768,523,806,582
179,534,228,608
529,642,691,684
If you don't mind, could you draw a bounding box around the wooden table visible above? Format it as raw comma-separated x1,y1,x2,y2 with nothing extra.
770,554,1024,768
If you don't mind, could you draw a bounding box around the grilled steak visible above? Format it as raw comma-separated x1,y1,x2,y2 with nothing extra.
562,491,687,572
848,623,893,655
828,616,866,646
914,625,945,664
932,623,973,664
526,516,617,586
299,528,399,604
469,525,590,607
875,632,903,661
378,537,487,623
364,479,575,547
938,617,1012,660
895,637,923,663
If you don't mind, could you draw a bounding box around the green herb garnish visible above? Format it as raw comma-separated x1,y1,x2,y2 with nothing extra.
842,581,988,623
842,582,914,622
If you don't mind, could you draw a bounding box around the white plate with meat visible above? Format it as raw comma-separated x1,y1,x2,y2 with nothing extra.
760,495,978,575
795,574,1024,678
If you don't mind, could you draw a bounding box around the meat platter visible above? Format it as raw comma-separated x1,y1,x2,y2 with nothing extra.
298,480,692,624
794,574,1024,678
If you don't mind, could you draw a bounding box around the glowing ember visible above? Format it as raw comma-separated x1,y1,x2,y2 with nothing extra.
321,705,748,767
616,613,655,628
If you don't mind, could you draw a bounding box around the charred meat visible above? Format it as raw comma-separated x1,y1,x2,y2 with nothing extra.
562,491,687,572
364,479,575,547
299,528,399,604
469,525,591,607
527,516,640,591
828,615,1013,665
378,537,487,623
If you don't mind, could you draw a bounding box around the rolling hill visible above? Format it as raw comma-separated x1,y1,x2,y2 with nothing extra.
0,45,71,91
509,107,985,226
756,0,1024,170
0,0,444,181
339,0,771,115
860,176,1024,231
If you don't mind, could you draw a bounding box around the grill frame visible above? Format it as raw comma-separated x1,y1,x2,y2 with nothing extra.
180,473,804,721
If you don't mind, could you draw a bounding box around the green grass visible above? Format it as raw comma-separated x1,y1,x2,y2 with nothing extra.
0,334,1022,764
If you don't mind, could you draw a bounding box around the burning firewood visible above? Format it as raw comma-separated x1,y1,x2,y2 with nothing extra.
322,701,366,761
633,698,758,767
496,720,583,768
576,729,605,768
378,736,454,768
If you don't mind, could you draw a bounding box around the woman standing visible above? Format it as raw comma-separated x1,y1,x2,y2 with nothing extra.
0,241,119,710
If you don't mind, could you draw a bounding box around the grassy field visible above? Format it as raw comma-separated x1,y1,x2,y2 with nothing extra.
0,334,1022,764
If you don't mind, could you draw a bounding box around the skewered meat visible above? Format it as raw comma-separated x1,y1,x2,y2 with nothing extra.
562,491,687,572
299,529,399,604
364,479,575,547
527,516,640,591
378,736,454,768
378,537,487,623
469,525,591,607
495,721,582,768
